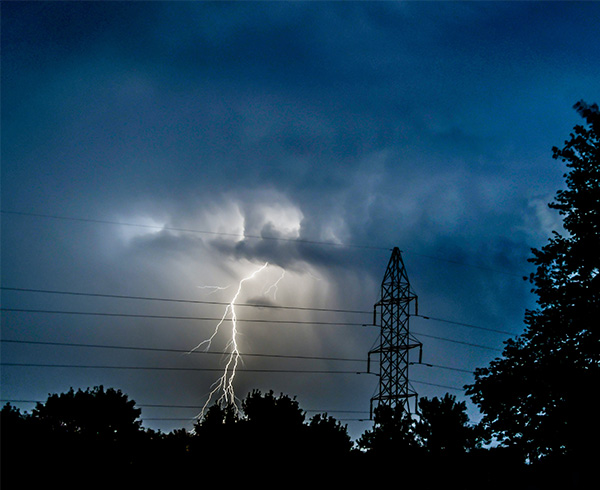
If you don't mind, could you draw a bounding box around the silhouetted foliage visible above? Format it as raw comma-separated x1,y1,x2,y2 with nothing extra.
192,400,240,436
189,401,239,460
32,385,142,440
1,386,148,486
242,388,306,428
356,404,418,455
307,412,353,455
1,403,39,466
185,389,355,475
466,101,599,479
415,393,480,454
241,390,308,467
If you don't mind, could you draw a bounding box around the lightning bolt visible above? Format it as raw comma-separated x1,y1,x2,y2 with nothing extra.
195,262,270,419
263,269,286,300
196,285,231,295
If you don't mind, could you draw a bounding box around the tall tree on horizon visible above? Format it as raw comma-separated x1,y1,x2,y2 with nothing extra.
466,101,599,464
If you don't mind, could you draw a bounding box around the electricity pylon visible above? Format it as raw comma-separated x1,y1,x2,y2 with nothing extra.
368,247,422,418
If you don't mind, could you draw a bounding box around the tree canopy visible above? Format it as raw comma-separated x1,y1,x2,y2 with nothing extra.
356,403,418,456
466,101,599,465
31,385,142,440
415,393,480,454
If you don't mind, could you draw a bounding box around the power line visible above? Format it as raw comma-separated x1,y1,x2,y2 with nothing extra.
1,308,502,351
0,307,503,351
139,405,369,414
410,361,473,374
0,399,373,422
0,307,366,327
1,338,476,374
0,210,388,251
1,286,520,336
0,362,466,391
0,398,370,415
406,380,466,392
414,314,515,336
0,286,371,315
1,209,525,276
141,417,370,422
412,332,502,352
0,362,368,375
0,339,366,363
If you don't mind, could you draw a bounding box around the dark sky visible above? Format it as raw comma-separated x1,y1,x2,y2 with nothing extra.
2,1,599,440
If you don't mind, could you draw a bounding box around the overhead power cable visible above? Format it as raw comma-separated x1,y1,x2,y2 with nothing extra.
0,339,366,363
0,286,371,315
409,360,473,374
1,338,475,374
1,286,520,336
0,398,371,415
0,362,369,375
0,210,388,251
0,362,466,391
140,417,371,422
0,307,502,351
0,307,366,327
411,332,501,352
0,399,372,421
414,314,515,336
1,209,525,276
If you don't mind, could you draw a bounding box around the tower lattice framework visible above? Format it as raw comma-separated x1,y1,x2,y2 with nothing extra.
368,247,422,418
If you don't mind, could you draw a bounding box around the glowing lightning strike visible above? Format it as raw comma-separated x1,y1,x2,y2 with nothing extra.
195,262,270,419
263,269,286,300
196,284,231,295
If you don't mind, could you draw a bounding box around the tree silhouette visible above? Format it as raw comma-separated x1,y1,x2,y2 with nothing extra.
356,404,418,455
466,101,599,472
193,401,240,433
307,412,353,455
188,389,355,475
415,394,480,454
241,389,306,427
1,403,39,468
240,389,307,461
190,401,240,460
2,386,146,485
32,385,142,440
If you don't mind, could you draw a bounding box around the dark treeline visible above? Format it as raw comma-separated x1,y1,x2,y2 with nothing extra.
0,388,493,486
2,101,597,487
0,387,582,488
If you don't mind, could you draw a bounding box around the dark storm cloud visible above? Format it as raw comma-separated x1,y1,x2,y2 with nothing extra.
207,233,361,273
5,0,596,285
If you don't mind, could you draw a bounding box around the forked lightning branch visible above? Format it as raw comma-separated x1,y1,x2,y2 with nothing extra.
191,262,276,419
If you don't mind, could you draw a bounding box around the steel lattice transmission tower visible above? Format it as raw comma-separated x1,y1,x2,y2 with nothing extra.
368,247,422,418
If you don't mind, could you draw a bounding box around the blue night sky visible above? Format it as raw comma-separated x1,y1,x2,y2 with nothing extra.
2,1,599,440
